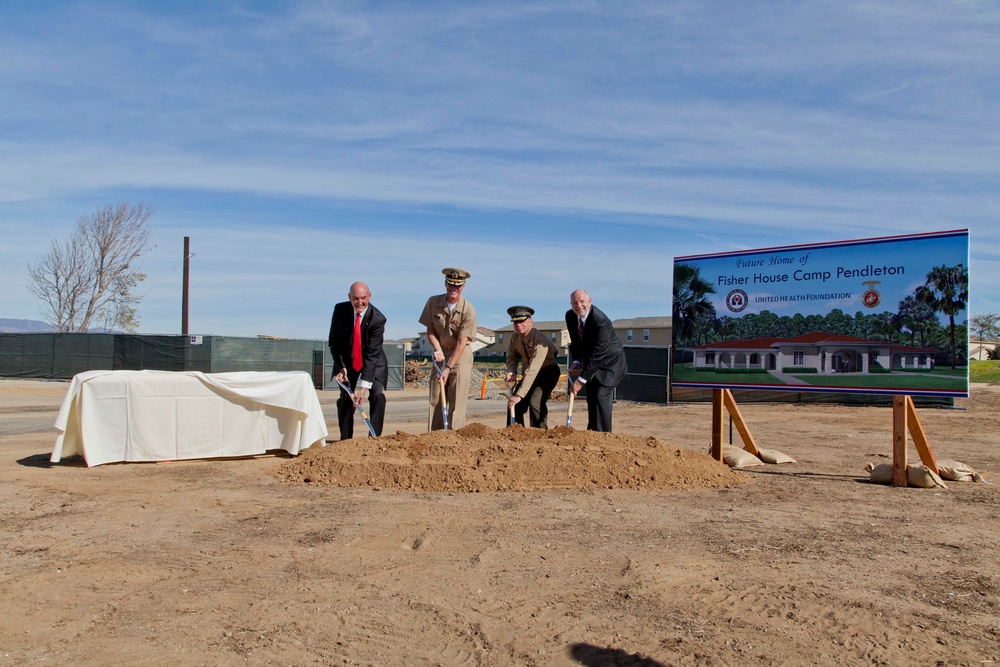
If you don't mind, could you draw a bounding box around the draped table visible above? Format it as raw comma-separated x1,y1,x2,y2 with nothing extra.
51,370,328,467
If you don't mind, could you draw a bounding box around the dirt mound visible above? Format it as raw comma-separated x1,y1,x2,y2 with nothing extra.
276,423,749,493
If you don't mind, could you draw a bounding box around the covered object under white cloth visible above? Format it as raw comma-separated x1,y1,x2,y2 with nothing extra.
51,370,329,466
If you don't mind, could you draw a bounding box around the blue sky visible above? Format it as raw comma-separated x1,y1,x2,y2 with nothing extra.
1,1,998,341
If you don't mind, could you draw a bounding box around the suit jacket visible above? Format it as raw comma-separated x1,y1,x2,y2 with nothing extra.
328,302,388,387
565,304,627,387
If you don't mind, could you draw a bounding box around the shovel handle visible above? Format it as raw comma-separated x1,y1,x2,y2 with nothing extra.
432,360,449,430
439,376,449,430
335,378,377,437
566,377,575,427
504,374,518,426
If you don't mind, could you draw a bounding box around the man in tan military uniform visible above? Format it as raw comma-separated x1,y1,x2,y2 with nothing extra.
419,268,477,430
504,305,561,429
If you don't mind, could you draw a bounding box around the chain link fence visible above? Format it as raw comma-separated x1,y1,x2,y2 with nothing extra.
0,333,404,390
617,345,670,404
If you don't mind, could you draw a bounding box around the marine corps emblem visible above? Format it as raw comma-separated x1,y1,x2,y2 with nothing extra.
861,280,881,308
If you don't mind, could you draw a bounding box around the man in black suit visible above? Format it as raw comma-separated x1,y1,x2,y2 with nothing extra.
565,289,627,432
328,281,388,439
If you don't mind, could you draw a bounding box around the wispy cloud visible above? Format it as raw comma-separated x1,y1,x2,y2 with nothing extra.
1,0,997,336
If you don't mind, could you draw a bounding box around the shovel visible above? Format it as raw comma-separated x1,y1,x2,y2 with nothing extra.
334,377,377,437
431,359,449,430
565,375,575,428
503,374,517,426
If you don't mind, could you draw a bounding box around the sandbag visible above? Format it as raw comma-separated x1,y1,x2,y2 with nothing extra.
758,448,796,464
721,445,763,469
936,459,989,483
864,462,948,488
907,464,948,489
865,462,894,484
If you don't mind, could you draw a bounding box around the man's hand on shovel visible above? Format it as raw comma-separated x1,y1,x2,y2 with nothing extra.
568,361,583,395
504,372,518,426
334,377,377,437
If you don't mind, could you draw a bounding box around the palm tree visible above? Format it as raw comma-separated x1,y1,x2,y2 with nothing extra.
916,264,968,369
672,264,717,354
895,295,936,347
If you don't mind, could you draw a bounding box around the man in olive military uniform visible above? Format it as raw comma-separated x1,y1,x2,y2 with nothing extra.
419,268,477,430
504,305,561,429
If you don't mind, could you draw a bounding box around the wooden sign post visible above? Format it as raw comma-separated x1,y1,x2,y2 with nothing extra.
892,395,940,487
710,388,760,462
709,390,939,489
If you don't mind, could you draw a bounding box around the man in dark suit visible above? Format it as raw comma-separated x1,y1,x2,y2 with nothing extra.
328,281,388,439
565,289,627,432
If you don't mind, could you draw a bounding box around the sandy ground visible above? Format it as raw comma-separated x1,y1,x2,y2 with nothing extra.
0,378,997,666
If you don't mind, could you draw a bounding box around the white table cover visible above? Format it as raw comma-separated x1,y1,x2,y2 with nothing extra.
51,370,328,466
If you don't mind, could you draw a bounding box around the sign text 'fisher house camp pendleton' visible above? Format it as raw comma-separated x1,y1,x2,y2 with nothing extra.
672,230,970,397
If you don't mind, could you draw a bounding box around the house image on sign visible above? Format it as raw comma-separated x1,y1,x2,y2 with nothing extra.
691,331,936,374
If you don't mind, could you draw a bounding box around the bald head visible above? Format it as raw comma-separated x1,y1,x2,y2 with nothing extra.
570,289,592,317
349,282,371,313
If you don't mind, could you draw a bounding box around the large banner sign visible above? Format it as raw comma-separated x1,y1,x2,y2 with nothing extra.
672,230,970,397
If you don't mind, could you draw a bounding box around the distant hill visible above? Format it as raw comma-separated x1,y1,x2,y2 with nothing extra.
0,318,56,333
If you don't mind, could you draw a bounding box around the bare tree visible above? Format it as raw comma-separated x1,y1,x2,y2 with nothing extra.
26,203,156,332
970,312,1000,360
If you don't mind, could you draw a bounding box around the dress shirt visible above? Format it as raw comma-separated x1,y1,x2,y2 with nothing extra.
353,306,373,390
575,309,591,384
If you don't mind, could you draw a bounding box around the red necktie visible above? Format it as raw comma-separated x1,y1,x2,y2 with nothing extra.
578,317,584,338
352,312,363,372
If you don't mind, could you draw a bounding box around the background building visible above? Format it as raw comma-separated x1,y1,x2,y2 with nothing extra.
412,327,495,358
486,320,569,359
612,316,672,347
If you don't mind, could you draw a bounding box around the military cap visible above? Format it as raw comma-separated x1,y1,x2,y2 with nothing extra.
507,305,534,322
442,267,471,286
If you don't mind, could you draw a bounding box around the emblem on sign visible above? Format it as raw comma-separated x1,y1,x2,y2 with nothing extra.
725,289,748,313
861,280,882,308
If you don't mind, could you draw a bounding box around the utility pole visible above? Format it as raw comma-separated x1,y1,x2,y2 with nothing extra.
182,236,190,336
